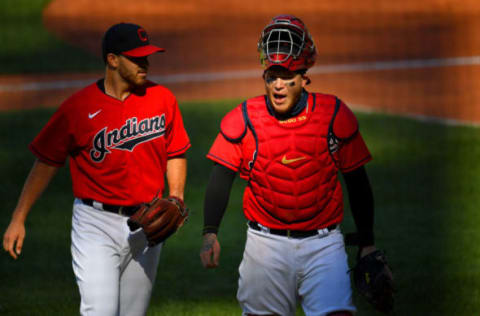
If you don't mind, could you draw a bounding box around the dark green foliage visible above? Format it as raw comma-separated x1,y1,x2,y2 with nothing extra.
0,0,102,74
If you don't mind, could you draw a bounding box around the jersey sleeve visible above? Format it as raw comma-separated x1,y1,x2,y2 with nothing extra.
165,97,191,157
329,99,372,173
207,133,243,172
337,131,372,173
29,102,74,167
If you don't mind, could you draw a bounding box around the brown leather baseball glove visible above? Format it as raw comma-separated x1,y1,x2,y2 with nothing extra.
127,196,189,246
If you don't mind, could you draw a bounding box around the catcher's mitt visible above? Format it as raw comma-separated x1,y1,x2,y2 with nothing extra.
127,196,188,246
351,250,394,314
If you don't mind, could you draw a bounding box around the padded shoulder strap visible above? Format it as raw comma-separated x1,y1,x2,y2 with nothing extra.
220,102,248,143
330,98,359,140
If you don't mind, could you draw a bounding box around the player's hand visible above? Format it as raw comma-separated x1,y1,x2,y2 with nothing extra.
359,245,377,258
3,220,26,260
200,233,221,269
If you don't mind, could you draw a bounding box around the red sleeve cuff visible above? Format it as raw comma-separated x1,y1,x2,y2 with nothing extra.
29,144,65,167
340,155,372,173
206,153,240,172
167,143,191,158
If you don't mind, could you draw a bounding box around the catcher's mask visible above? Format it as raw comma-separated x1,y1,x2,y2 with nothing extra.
258,15,317,72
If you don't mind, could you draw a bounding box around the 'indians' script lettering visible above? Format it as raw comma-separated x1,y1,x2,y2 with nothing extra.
90,115,166,162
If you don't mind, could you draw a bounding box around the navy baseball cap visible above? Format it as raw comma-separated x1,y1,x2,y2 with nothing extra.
102,23,165,61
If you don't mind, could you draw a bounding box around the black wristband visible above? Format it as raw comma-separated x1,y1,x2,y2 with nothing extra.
202,226,219,235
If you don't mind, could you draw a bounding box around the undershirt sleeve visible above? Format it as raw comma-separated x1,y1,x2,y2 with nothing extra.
342,165,375,247
202,163,237,235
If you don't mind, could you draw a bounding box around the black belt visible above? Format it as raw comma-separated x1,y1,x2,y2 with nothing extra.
81,199,140,216
248,221,337,239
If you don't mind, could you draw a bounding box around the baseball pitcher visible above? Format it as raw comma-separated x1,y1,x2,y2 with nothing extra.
3,23,191,316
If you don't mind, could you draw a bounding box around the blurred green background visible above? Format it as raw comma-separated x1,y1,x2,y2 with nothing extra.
0,0,101,74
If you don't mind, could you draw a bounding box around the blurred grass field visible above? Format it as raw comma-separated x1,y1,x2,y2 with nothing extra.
0,0,102,74
1,102,480,315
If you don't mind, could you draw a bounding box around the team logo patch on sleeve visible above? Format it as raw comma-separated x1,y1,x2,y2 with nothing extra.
327,131,340,154
90,114,166,162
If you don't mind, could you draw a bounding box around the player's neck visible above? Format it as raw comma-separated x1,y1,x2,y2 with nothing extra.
267,89,308,120
104,71,132,101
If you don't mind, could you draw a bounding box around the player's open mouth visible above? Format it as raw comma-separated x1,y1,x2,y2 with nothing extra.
273,93,286,103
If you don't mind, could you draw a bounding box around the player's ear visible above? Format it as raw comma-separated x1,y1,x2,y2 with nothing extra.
301,74,310,87
106,53,119,68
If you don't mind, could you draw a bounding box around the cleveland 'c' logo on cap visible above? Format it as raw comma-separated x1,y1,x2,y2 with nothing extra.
137,28,148,42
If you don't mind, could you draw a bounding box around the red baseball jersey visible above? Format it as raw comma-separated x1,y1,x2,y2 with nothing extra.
30,80,190,206
207,93,371,230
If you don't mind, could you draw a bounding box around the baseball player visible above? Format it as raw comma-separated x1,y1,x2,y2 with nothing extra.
3,23,190,316
200,15,378,316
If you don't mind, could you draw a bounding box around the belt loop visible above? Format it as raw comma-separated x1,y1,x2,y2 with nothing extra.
92,200,103,211
317,227,330,238
257,222,270,234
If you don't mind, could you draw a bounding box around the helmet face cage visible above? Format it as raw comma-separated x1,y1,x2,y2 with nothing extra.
263,22,306,63
258,15,316,71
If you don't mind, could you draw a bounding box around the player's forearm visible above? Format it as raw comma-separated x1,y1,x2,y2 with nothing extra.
166,155,187,200
342,166,375,246
11,159,58,223
203,164,236,235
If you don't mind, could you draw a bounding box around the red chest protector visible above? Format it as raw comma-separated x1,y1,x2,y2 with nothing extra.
220,93,358,229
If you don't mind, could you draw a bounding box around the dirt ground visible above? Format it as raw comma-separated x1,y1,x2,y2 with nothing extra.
2,0,480,124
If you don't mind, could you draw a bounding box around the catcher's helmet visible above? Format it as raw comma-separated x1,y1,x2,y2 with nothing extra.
258,15,317,72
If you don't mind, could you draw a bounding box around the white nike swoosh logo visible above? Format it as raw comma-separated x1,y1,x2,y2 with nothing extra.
88,109,102,119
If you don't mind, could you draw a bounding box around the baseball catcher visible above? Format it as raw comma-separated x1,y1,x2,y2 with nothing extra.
200,14,391,316
128,196,189,246
350,247,395,314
